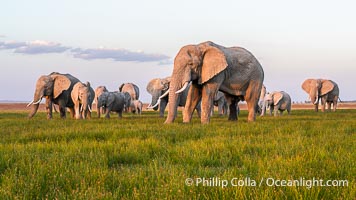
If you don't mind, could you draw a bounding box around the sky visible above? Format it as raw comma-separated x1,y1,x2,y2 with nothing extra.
1,0,355,103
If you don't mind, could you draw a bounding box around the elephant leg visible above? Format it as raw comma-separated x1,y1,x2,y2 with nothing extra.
118,111,122,118
314,104,319,112
326,102,331,112
321,100,326,112
245,83,260,122
223,102,228,116
333,96,338,112
279,109,283,116
159,100,168,117
74,103,81,119
55,98,67,118
97,105,101,118
195,102,201,118
183,84,201,123
59,106,66,118
274,105,280,116
218,100,224,116
200,85,218,124
45,97,53,119
88,106,92,119
105,108,111,119
225,95,238,121
287,106,291,115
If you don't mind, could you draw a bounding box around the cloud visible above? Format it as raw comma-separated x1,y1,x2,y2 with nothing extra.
0,39,170,63
0,35,5,38
14,40,70,54
0,41,27,49
71,47,170,62
0,40,70,54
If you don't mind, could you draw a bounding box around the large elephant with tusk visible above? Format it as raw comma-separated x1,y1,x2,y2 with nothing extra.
301,79,339,112
27,72,80,119
146,77,201,117
165,41,264,124
71,81,95,119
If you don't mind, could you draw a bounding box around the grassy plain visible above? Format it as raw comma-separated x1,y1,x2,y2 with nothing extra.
0,110,355,199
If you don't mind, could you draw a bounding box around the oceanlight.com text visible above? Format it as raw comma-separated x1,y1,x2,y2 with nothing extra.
185,177,349,189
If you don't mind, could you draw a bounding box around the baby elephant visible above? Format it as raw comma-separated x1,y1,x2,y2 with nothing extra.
97,92,131,118
261,91,291,116
131,100,143,115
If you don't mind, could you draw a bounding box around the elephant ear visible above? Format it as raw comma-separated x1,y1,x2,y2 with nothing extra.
301,79,313,93
133,84,140,99
146,79,160,94
161,77,171,90
71,82,81,101
52,74,71,99
272,92,283,105
199,44,228,84
320,80,334,95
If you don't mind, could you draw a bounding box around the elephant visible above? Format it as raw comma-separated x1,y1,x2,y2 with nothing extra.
27,72,80,119
146,77,201,118
119,83,139,112
130,100,143,115
260,91,291,116
164,41,264,124
71,81,95,119
97,91,130,118
94,86,109,117
211,91,228,116
302,79,339,112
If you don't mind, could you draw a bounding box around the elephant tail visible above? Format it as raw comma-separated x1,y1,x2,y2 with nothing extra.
338,97,342,103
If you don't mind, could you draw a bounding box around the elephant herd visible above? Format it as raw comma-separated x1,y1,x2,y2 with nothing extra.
27,41,340,124
27,72,141,119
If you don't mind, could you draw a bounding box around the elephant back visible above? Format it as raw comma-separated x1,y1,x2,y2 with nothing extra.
50,73,80,107
119,83,140,100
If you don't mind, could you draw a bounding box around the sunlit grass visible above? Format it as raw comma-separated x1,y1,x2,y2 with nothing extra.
0,110,355,199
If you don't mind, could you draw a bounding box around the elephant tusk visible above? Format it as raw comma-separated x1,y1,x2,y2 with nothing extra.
147,98,161,109
80,105,83,112
159,90,169,99
175,82,189,94
26,100,34,107
28,97,43,107
146,103,152,110
313,98,319,105
33,98,42,104
88,105,92,113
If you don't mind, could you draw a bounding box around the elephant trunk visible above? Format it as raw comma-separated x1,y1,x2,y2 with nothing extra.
164,66,191,123
28,89,44,118
148,92,161,110
260,100,268,116
311,91,318,105
164,85,179,123
81,99,90,119
28,103,40,118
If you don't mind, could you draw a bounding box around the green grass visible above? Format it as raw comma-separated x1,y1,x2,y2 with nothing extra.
0,110,355,199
